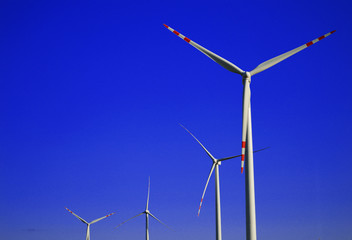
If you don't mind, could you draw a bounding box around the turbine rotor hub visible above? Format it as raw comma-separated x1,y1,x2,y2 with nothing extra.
242,72,251,84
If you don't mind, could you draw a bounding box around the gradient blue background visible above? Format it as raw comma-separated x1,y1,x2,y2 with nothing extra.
1,0,351,239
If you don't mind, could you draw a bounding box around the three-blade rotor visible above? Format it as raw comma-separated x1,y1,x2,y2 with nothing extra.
65,208,115,240
116,178,171,231
65,207,115,225
166,25,335,173
180,124,242,216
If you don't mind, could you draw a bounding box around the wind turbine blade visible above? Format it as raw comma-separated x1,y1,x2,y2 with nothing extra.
65,207,88,224
250,30,336,76
218,154,241,162
218,147,269,162
146,177,150,211
198,163,216,216
164,24,244,75
148,212,173,230
241,81,251,173
115,212,144,228
90,212,115,224
180,124,217,163
253,147,270,153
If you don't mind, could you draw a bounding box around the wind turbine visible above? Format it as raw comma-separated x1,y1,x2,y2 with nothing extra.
164,24,335,240
65,207,115,240
181,124,266,240
181,124,245,240
116,178,170,240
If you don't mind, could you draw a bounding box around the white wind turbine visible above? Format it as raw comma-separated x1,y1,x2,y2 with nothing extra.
116,178,170,240
181,124,266,240
164,24,335,240
65,207,115,240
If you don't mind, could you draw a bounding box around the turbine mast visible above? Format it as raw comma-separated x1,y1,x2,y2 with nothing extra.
86,224,90,240
245,104,256,240
146,213,149,240
215,164,222,240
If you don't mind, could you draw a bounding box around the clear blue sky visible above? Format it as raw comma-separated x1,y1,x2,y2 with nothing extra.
1,0,351,240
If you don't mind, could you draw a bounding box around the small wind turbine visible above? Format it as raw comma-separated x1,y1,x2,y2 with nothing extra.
164,24,335,240
65,207,115,240
116,178,170,240
181,124,266,240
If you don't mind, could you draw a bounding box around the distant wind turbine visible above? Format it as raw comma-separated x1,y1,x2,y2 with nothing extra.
65,207,115,240
180,124,266,240
165,24,335,240
116,177,171,240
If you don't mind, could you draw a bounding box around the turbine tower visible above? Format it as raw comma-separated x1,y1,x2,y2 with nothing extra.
116,177,170,240
164,24,335,240
65,207,115,240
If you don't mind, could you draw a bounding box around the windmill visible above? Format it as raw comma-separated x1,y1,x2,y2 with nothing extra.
116,177,171,240
65,207,115,240
181,124,266,240
164,24,335,240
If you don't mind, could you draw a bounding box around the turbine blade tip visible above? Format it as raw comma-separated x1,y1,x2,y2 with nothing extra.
241,167,244,174
163,24,169,28
331,30,336,34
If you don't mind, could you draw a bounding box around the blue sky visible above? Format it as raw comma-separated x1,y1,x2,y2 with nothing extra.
1,0,351,240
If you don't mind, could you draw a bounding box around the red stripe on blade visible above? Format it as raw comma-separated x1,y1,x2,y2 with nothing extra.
184,37,191,43
242,141,246,148
318,36,325,40
163,24,169,28
306,41,313,47
173,30,180,36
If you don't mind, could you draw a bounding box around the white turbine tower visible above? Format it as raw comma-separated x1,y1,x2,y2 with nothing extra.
116,178,170,240
164,24,335,240
65,207,115,240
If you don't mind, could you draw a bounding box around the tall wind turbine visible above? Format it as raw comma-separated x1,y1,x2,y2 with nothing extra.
65,207,115,240
116,178,170,240
164,24,335,240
